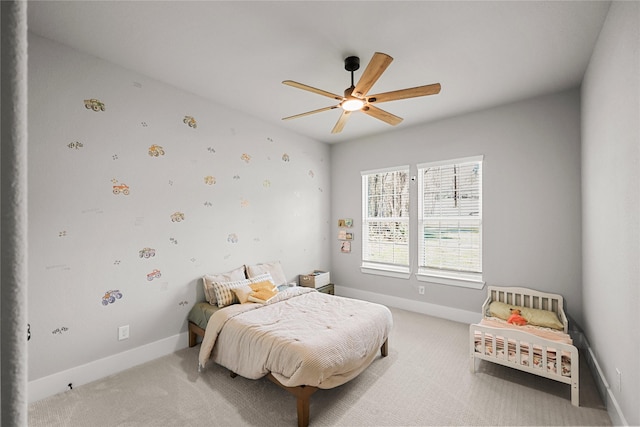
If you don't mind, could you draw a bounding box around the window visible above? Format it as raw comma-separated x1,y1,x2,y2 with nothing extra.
417,156,483,288
361,166,411,278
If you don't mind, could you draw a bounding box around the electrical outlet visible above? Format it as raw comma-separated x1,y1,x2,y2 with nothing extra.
418,286,425,295
118,325,129,341
616,368,622,392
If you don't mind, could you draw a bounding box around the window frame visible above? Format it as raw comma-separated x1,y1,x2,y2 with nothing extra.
416,156,484,289
360,165,411,279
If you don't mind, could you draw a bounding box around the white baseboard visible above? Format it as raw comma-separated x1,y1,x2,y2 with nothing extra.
581,338,628,426
335,285,482,324
28,331,189,403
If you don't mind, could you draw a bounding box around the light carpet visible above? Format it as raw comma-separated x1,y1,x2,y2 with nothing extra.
28,307,611,426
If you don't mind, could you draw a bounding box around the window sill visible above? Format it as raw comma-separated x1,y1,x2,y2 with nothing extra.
361,263,411,279
416,271,485,289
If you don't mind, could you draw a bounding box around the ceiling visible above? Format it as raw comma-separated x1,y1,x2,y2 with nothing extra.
27,1,611,144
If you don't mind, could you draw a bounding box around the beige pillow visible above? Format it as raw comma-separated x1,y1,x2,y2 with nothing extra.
213,273,275,307
246,261,287,287
202,265,246,305
488,300,564,330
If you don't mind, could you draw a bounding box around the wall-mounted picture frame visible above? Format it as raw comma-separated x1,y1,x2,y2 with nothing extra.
340,241,351,253
338,230,347,240
344,218,353,228
345,232,353,240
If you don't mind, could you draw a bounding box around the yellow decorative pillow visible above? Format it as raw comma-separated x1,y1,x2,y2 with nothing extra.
248,283,278,304
233,280,277,304
488,300,564,330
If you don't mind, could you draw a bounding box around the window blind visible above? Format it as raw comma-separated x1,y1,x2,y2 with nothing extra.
361,166,410,270
418,156,482,277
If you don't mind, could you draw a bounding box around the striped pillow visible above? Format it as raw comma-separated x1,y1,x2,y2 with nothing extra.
213,273,274,308
202,265,246,305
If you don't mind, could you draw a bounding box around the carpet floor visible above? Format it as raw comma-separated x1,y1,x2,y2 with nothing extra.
29,307,612,426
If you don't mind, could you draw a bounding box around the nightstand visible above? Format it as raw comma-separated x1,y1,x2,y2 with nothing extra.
316,283,334,295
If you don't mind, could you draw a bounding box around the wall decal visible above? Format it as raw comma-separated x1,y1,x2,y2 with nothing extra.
170,212,185,222
168,180,174,186
27,323,31,341
204,175,216,185
148,144,165,157
146,269,162,281
112,179,130,195
178,300,189,306
84,98,105,112
263,180,271,188
207,147,216,154
282,153,290,162
183,115,197,128
267,137,274,143
67,141,83,150
101,289,123,305
113,260,121,265
227,233,238,243
141,121,148,127
169,237,178,245
133,81,142,88
112,154,119,160
240,153,251,163
240,198,249,208
204,201,212,207
233,175,240,180
308,170,315,178
51,326,69,335
58,231,67,237
82,208,104,215
138,247,156,258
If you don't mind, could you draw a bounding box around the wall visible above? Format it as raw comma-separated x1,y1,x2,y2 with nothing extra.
581,1,639,425
330,90,583,324
27,35,331,396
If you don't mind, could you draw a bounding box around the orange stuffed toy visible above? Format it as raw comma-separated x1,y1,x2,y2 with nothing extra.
507,308,528,326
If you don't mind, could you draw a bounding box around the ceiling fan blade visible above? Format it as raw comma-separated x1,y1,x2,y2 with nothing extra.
331,110,352,134
367,83,441,104
282,105,339,121
352,52,393,99
282,80,343,101
362,104,403,126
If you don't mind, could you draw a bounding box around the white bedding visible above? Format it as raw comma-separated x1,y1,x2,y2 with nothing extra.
198,287,393,389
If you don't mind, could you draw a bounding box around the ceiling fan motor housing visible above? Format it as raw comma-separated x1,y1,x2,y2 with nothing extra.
344,56,360,72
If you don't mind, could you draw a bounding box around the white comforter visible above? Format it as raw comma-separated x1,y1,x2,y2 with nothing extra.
198,287,393,389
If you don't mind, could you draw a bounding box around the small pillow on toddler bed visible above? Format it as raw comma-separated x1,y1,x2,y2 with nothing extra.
488,300,564,330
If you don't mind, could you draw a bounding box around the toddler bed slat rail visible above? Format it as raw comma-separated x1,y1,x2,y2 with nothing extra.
472,286,579,406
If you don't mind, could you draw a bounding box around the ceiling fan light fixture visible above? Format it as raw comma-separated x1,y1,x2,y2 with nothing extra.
341,98,365,111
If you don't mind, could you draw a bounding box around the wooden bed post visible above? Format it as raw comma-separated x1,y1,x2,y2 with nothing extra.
266,374,318,427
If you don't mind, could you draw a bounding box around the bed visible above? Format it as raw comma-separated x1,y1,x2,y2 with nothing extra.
469,286,579,406
189,283,392,427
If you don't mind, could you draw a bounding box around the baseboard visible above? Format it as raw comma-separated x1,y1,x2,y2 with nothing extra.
335,285,482,324
577,332,628,426
28,331,189,403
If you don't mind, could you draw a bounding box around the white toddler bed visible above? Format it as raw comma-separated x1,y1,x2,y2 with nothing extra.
469,286,579,406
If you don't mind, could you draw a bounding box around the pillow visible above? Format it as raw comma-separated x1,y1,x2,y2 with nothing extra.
233,280,276,304
488,300,564,330
246,261,287,287
247,286,279,304
213,273,275,308
202,265,246,305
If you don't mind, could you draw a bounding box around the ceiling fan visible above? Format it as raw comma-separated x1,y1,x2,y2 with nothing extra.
282,52,441,134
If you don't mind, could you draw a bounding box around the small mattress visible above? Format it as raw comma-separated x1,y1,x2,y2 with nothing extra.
188,301,220,330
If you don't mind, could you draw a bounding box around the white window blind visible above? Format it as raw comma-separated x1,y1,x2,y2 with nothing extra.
361,166,410,275
417,156,483,284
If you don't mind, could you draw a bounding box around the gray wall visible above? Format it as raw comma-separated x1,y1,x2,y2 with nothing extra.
330,90,583,322
581,1,639,425
28,35,331,383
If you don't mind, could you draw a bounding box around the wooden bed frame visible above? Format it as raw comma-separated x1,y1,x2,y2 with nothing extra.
189,321,388,427
469,286,579,406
